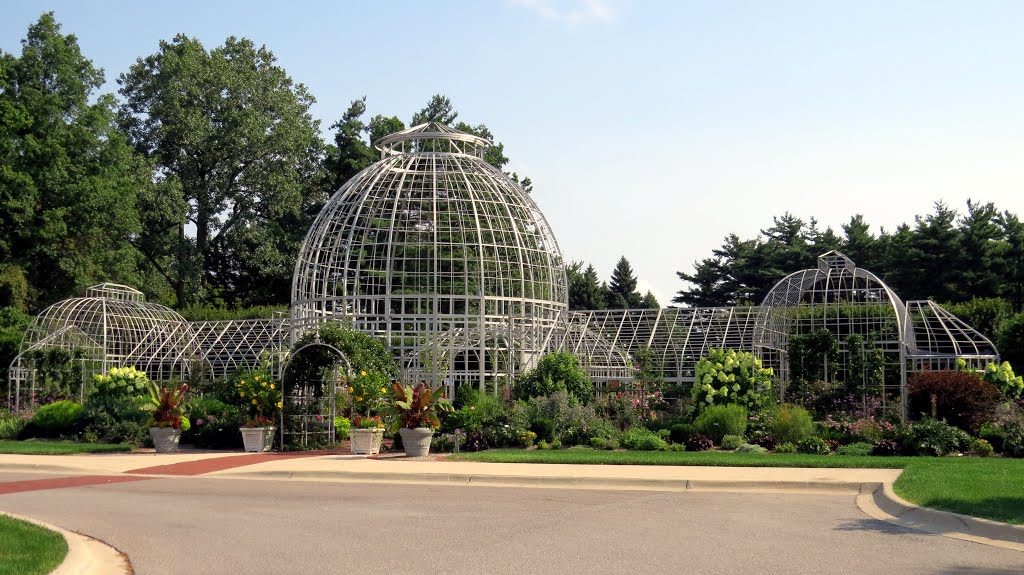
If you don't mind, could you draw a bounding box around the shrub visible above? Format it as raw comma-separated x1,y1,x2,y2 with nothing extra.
621,428,668,451
979,361,1024,400
0,411,28,440
537,440,550,450
589,437,608,450
836,442,874,456
669,423,693,445
690,349,773,415
27,400,84,437
514,352,594,404
979,422,1006,453
749,431,777,450
685,434,713,452
720,434,745,450
971,438,994,457
907,370,998,433
694,404,748,444
517,430,538,447
770,405,814,445
798,437,832,455
774,442,797,453
334,416,351,440
184,397,244,449
735,443,768,454
872,439,901,456
896,418,971,456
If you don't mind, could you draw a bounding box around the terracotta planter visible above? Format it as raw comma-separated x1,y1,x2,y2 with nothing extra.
349,428,384,454
399,427,434,457
240,427,276,452
150,427,182,453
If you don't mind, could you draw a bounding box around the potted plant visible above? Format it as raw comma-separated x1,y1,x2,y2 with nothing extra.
235,369,282,452
389,382,454,457
349,415,386,454
345,370,390,455
144,381,189,453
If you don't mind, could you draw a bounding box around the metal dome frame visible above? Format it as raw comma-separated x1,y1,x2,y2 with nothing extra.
10,284,204,409
290,123,568,391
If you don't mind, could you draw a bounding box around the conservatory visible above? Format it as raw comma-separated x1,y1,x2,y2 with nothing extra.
8,126,1001,413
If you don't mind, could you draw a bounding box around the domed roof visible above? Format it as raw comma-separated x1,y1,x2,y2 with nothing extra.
291,123,567,386
14,284,202,405
292,123,567,323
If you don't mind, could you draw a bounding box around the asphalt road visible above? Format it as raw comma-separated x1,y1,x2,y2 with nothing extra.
1,475,1021,575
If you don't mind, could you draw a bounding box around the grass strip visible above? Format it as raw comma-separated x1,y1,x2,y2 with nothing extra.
892,458,1024,525
0,439,134,455
0,515,68,575
449,449,1024,524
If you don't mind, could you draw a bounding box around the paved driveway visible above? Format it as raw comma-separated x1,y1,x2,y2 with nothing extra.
1,475,1021,575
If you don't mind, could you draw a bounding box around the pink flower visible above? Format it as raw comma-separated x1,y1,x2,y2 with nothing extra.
196,418,205,426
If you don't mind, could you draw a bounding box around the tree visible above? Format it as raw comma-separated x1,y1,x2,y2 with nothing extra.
118,35,325,307
0,13,148,308
640,291,660,309
606,256,643,309
674,257,730,307
567,262,605,310
956,200,1002,301
998,211,1024,312
841,215,877,267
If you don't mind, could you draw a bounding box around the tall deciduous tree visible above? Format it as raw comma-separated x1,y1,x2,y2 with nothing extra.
118,35,325,307
0,13,147,308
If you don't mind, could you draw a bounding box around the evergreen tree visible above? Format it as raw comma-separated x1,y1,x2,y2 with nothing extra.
606,256,643,309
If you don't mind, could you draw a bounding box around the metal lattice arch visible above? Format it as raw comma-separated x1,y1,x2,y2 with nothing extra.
753,251,998,409
10,284,203,409
291,123,568,390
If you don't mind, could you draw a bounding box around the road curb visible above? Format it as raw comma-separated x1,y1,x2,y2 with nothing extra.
0,511,133,575
3,462,91,474
212,468,875,494
857,483,1024,552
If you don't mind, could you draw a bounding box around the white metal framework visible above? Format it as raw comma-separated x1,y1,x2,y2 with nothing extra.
10,284,202,408
291,123,568,390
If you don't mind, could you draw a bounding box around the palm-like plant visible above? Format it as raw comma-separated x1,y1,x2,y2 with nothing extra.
145,381,189,428
390,382,453,429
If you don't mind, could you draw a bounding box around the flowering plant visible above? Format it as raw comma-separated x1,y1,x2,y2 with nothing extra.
691,349,773,414
234,368,282,427
345,370,391,416
351,415,385,430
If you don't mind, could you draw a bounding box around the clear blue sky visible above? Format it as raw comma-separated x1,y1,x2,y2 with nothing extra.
4,0,1023,304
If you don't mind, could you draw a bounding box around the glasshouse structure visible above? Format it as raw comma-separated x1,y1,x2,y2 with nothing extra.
8,125,1001,413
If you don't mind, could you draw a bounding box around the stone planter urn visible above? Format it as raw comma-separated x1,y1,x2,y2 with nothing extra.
399,427,434,457
150,427,182,453
349,428,384,455
240,427,276,452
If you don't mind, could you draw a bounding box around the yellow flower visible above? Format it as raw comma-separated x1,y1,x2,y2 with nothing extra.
240,392,245,397
254,375,260,382
356,396,363,402
269,384,275,390
360,371,367,377
276,402,283,409
380,387,387,393
240,380,246,385
252,399,257,405
261,382,267,387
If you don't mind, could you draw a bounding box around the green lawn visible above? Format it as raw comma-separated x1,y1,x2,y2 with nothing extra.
0,439,134,455
449,449,1024,524
0,515,68,575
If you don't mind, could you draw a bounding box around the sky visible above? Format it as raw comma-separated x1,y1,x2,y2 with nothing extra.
3,0,1024,305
